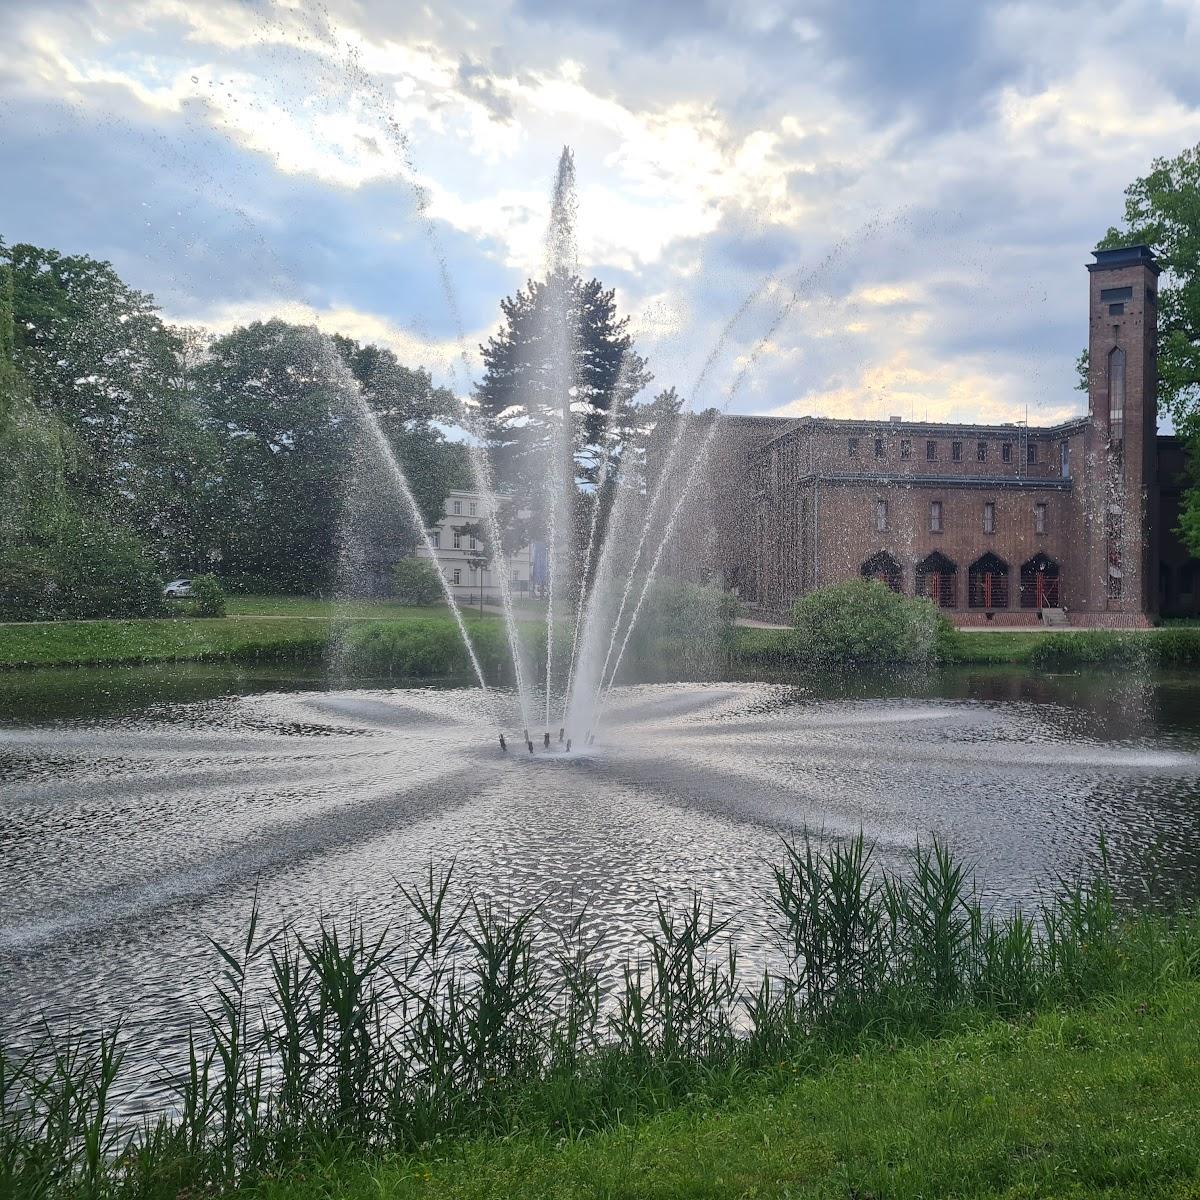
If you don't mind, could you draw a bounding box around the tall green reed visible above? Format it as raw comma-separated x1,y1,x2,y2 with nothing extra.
2,833,1198,1200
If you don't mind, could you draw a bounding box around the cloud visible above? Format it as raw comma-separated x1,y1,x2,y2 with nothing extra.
2,0,1199,430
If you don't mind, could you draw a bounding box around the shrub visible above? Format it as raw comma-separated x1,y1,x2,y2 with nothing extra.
0,521,163,620
189,573,227,618
628,579,740,675
393,558,446,606
341,617,515,680
791,578,947,667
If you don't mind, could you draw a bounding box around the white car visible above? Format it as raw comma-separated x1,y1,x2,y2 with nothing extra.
163,578,193,598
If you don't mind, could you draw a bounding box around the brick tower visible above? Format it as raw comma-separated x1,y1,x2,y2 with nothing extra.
1077,245,1160,620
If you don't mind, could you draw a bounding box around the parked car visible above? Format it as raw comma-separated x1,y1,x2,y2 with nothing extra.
163,578,193,598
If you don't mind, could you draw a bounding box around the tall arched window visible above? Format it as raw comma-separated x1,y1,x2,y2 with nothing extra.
1108,346,1126,441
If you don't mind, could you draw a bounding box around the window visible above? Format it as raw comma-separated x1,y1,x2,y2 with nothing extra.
453,530,462,549
1002,442,1012,464
1028,442,1038,465
900,439,912,459
930,501,943,533
1106,506,1123,602
1060,440,1070,479
983,502,996,534
926,440,937,461
1108,346,1126,441
977,441,988,462
875,499,888,532
1035,503,1046,535
430,531,440,548
469,501,477,516
469,536,478,551
848,436,859,458
874,437,885,459
453,499,462,515
452,569,461,585
952,440,962,463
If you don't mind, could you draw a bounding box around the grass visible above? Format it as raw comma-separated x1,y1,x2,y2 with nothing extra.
731,625,1200,669
0,597,529,672
222,596,455,620
4,834,1199,1200
250,981,1200,1199
0,615,333,669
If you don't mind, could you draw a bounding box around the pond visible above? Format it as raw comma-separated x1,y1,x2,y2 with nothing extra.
3,662,1200,1108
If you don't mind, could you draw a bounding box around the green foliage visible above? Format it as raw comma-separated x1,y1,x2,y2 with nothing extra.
1,835,1196,1198
1097,143,1200,430
628,578,739,675
5,242,210,559
392,558,446,606
1029,628,1200,669
336,333,463,571
1097,142,1200,552
0,519,164,620
189,574,227,618
790,578,948,667
341,618,516,680
475,271,652,553
0,616,329,670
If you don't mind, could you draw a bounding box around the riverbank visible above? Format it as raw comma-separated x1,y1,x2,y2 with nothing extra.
0,600,513,671
250,979,1200,1199
4,597,1200,673
733,623,1200,669
6,827,1200,1200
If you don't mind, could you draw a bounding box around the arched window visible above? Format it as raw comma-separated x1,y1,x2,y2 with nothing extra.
861,551,902,593
1108,346,1126,441
916,552,958,607
1020,553,1061,609
968,552,1010,609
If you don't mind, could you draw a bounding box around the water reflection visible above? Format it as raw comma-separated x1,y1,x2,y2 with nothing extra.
2,665,1200,1106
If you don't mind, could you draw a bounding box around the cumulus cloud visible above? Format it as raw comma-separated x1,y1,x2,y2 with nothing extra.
2,0,1198,427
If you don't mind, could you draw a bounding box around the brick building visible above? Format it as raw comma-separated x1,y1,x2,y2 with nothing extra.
668,246,1200,625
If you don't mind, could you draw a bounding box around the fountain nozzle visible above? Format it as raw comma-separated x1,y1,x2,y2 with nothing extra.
543,732,551,749
527,739,534,754
566,738,572,752
499,734,507,752
558,727,564,743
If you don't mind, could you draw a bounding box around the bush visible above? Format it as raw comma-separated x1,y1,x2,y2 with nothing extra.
628,579,740,675
0,520,164,620
341,617,514,680
189,573,226,618
393,558,446,606
791,578,947,667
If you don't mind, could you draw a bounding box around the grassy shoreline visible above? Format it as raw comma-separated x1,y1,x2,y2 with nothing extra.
3,596,1200,673
5,834,1199,1199
251,980,1200,1199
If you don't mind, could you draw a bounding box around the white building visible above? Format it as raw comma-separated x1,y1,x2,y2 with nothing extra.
413,489,538,605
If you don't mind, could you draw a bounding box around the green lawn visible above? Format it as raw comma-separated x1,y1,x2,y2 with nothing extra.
0,614,333,669
248,983,1200,1200
222,595,455,620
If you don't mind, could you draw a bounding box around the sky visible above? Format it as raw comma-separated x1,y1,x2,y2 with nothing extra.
3,0,1200,428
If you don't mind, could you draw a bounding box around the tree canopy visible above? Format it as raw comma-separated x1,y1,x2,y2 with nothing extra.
474,270,652,554
1096,143,1200,427
0,237,467,610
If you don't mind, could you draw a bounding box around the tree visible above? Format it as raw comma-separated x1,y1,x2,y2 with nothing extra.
1091,143,1200,550
5,242,209,559
194,320,356,592
334,335,470,595
474,272,652,554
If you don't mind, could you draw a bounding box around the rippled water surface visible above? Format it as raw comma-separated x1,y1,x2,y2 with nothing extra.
3,663,1200,1104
